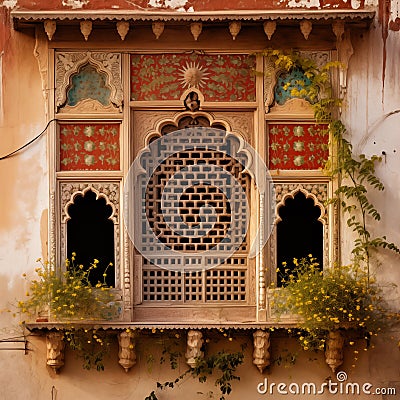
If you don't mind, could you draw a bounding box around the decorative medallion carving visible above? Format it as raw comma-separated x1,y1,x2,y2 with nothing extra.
55,51,122,112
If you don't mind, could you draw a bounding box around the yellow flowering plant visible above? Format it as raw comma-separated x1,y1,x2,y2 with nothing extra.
18,255,118,321
272,256,396,351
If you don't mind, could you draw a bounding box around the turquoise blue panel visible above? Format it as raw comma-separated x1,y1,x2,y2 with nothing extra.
274,69,312,106
67,64,111,107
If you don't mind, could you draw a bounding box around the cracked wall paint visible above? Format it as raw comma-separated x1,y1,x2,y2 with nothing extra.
62,0,89,9
286,0,320,9
1,0,17,8
148,0,192,11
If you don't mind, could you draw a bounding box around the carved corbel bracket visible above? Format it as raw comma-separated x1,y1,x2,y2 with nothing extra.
264,21,276,40
325,330,345,373
44,20,56,40
46,332,65,373
300,20,312,40
80,20,92,41
252,330,270,373
335,26,353,101
117,21,130,41
152,22,165,39
190,22,203,41
118,330,137,372
185,330,204,368
229,21,241,40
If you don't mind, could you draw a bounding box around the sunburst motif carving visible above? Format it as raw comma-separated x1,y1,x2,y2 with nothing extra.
178,62,209,89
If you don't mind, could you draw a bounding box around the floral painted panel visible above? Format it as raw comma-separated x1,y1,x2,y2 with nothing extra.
268,123,329,170
67,64,111,107
130,54,256,101
59,123,120,171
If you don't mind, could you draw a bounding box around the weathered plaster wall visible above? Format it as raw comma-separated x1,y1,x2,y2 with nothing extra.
0,12,51,399
1,0,400,399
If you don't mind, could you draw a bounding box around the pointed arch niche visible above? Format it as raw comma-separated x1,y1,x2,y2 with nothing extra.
55,51,123,113
60,182,121,288
269,183,330,287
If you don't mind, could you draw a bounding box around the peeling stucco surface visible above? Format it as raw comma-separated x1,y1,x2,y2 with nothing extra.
62,0,89,9
147,0,193,11
1,0,17,9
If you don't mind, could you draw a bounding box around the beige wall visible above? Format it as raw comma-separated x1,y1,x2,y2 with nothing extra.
1,2,400,400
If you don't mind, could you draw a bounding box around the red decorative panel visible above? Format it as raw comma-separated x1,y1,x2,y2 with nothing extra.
268,123,329,170
59,123,120,171
130,53,256,102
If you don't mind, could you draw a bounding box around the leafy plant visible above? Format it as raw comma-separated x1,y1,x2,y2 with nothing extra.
272,256,397,351
145,349,245,400
259,48,399,272
18,255,117,321
326,120,400,273
17,255,118,371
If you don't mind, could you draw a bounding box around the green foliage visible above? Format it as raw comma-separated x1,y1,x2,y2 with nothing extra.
18,256,118,321
65,328,113,371
273,256,397,351
326,120,400,270
18,255,118,371
259,49,399,271
145,350,244,400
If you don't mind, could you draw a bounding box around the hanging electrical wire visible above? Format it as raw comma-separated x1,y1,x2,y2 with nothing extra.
0,118,56,161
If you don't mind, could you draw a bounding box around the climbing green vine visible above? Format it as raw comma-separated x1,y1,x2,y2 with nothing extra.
261,48,399,272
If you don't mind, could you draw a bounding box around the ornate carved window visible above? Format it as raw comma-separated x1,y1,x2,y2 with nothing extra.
132,115,253,310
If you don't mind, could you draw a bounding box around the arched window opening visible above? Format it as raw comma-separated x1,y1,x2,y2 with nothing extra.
277,191,323,286
67,190,115,287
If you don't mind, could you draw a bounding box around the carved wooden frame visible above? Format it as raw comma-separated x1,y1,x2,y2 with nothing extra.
130,109,263,320
268,182,330,285
59,182,121,291
55,51,123,113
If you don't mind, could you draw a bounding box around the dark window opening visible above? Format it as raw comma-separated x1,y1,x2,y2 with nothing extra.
67,190,115,287
276,192,323,286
